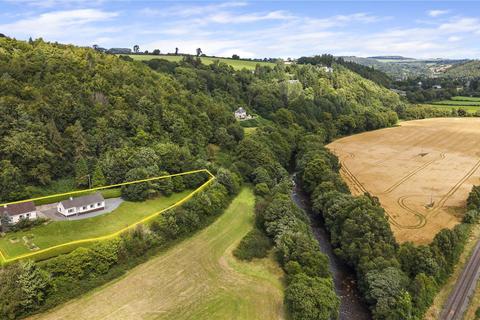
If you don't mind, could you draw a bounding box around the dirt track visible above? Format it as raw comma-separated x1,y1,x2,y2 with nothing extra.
327,118,480,244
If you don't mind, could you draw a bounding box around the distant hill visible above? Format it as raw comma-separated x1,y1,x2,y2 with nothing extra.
444,60,480,78
368,56,415,60
341,56,470,79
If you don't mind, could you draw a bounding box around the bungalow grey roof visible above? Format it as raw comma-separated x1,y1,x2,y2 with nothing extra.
0,201,36,217
60,193,104,210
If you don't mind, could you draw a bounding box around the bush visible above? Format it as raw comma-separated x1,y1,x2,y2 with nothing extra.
9,217,49,232
233,228,272,261
254,182,270,196
463,209,480,223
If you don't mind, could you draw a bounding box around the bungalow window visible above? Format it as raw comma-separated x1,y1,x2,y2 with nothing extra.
82,206,87,210
97,202,102,206
26,213,30,217
68,208,74,213
19,215,23,219
89,204,94,208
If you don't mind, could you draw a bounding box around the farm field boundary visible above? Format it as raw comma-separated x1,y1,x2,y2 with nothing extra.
0,169,215,264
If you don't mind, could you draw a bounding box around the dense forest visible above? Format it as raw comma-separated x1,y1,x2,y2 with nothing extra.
4,36,470,320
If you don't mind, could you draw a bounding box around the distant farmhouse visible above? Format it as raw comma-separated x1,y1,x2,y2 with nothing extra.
106,48,132,54
57,193,105,217
321,66,334,73
433,84,442,89
0,202,37,224
234,107,252,120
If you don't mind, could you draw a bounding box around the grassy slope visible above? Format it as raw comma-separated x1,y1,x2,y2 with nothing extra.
0,191,191,259
28,188,284,320
126,54,275,70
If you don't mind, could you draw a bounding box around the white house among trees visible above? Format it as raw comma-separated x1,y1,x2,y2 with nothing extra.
57,193,105,217
0,201,37,225
234,107,252,120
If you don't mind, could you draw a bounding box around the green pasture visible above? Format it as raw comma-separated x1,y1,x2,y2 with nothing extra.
431,100,480,106
420,104,480,113
451,96,480,102
0,190,191,259
125,54,275,70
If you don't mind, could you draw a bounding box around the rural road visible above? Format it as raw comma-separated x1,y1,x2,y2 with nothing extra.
440,239,480,320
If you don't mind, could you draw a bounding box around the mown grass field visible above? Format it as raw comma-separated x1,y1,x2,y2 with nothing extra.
126,54,275,70
0,191,191,259
29,188,285,320
420,104,480,113
423,96,480,114
451,96,480,102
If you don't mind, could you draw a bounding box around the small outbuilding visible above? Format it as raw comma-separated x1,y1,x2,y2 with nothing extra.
57,193,105,217
0,201,37,224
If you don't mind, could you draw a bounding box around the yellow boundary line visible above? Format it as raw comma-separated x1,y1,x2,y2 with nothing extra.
0,169,215,264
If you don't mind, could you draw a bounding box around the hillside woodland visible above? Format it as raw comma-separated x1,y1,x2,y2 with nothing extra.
3,37,473,320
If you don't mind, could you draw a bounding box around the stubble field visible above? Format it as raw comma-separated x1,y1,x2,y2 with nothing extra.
328,118,480,244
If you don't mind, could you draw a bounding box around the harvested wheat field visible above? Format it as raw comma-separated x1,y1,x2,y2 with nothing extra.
327,118,480,244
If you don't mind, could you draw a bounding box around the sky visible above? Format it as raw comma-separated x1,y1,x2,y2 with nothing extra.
1,1,480,59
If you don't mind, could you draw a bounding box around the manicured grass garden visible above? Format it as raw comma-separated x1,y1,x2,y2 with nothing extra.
125,54,275,70
0,190,191,259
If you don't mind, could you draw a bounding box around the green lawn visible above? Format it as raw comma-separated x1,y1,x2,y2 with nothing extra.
244,127,258,136
30,187,284,320
125,54,275,70
0,191,191,259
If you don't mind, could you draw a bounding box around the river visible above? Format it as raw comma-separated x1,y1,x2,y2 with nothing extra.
291,174,371,320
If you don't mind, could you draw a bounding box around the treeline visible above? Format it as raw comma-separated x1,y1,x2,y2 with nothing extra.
397,104,479,120
0,169,240,319
297,54,392,87
295,134,478,319
231,124,339,319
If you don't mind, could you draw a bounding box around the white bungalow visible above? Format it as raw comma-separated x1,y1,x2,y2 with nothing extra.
0,201,37,224
234,107,248,120
57,193,105,217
